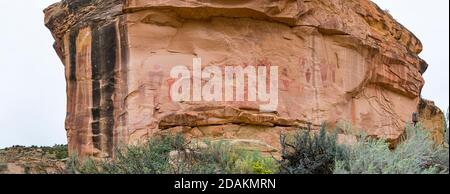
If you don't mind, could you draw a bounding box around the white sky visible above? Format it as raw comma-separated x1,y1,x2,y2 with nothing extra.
0,0,448,148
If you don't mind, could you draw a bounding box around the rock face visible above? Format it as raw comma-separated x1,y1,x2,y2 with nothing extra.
418,99,446,144
45,0,434,157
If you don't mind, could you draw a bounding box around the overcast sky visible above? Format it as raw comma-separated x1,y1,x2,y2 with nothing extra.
0,0,448,148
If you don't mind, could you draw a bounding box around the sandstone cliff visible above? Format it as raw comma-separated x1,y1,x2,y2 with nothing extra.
44,0,440,158
418,99,446,144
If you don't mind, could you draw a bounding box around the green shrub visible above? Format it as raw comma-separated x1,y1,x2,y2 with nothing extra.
66,135,279,174
226,150,278,174
252,159,277,174
66,124,449,174
171,140,279,174
67,135,177,174
335,125,449,174
36,144,68,160
279,125,348,174
51,144,69,159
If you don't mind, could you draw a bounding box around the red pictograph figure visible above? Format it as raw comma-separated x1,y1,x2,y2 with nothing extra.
166,78,176,101
306,68,312,83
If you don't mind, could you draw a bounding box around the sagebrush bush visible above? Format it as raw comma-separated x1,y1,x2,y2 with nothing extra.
279,126,348,174
334,125,449,174
67,135,181,174
227,150,278,174
252,159,277,174
66,135,279,174
66,123,449,174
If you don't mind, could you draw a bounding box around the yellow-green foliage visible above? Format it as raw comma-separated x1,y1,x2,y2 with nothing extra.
230,151,278,174
201,141,279,174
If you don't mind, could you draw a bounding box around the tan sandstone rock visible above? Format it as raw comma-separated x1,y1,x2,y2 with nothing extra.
44,0,439,157
417,99,446,144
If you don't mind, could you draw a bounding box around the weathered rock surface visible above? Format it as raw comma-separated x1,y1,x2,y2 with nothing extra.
44,0,439,157
418,99,446,144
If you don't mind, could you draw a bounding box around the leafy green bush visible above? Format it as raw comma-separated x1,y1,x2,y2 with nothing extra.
66,135,279,174
335,125,449,174
67,135,183,174
197,141,279,174
66,123,449,174
252,159,277,174
279,126,348,174
227,151,278,174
